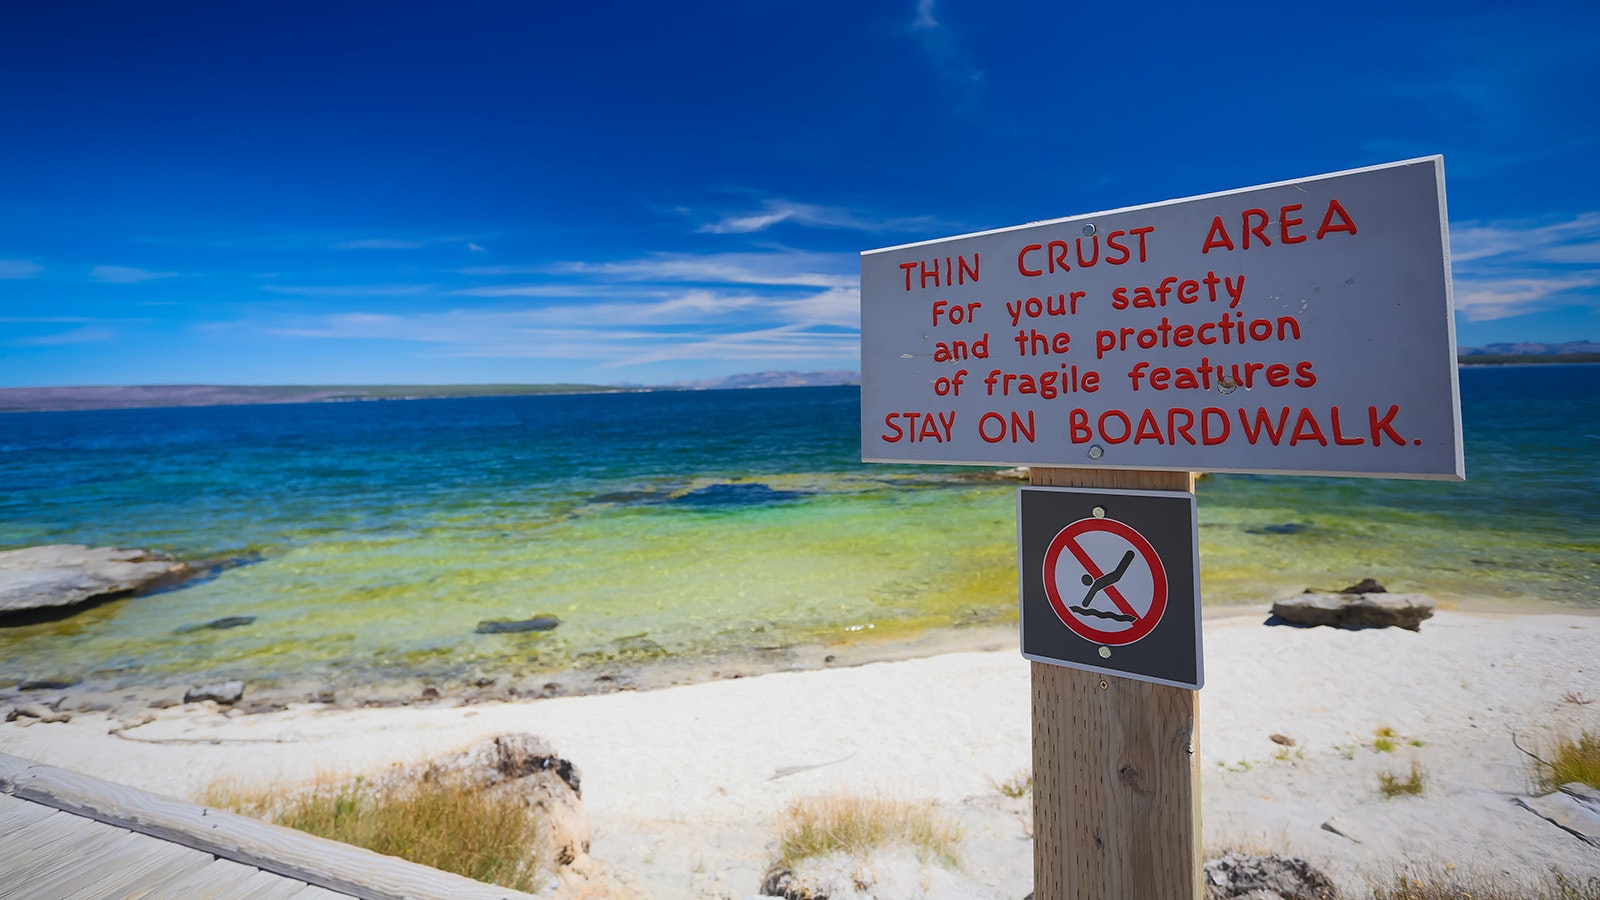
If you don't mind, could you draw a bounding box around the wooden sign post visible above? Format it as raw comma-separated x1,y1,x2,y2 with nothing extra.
1029,466,1199,900
859,158,1459,899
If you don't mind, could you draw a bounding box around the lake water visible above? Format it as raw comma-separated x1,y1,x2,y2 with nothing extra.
1,365,1595,692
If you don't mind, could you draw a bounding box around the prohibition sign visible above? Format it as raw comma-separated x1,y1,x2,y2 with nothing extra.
1041,517,1168,646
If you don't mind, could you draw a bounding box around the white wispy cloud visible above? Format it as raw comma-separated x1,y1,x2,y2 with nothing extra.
695,200,936,235
264,283,441,298
334,238,429,250
333,236,489,251
91,265,177,283
254,242,862,371
556,251,858,288
12,326,117,346
1449,212,1600,321
0,259,42,279
906,0,983,90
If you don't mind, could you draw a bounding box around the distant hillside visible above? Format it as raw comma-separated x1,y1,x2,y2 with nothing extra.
675,370,860,390
0,383,632,414
0,373,864,414
1459,341,1600,365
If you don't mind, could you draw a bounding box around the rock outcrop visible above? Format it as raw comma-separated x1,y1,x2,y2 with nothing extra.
1271,580,1434,631
1204,852,1339,899
0,545,187,616
405,733,591,869
184,680,245,705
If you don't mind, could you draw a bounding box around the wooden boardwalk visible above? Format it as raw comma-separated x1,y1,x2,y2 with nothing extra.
0,753,540,900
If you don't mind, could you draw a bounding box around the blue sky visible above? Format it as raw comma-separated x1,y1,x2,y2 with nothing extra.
2,1,1597,387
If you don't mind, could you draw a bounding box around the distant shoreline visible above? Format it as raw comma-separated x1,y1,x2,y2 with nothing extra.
1,359,1594,413
0,375,861,414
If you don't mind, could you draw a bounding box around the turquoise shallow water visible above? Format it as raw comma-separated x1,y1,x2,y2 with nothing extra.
0,367,1595,690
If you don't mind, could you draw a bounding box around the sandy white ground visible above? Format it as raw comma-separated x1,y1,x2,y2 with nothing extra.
4,609,1599,898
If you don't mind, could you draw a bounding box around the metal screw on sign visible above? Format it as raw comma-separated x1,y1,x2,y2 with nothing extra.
1082,223,1096,236
1087,445,1104,460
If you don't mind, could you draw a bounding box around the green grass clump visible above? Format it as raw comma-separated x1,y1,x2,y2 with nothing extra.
207,772,546,890
776,794,962,870
1540,730,1600,790
1377,761,1426,798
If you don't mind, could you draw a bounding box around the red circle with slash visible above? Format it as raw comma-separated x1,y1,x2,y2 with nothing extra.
1041,517,1168,645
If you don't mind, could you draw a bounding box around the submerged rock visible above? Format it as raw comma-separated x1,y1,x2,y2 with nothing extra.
1271,592,1434,631
1246,523,1310,535
174,615,256,634
0,544,187,617
476,615,560,634
671,482,808,507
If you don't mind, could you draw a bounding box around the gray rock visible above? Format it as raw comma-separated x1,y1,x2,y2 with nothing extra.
1271,592,1434,631
1204,852,1338,899
6,703,70,724
0,545,186,615
1319,815,1363,843
183,680,244,705
1515,783,1600,848
1340,577,1387,594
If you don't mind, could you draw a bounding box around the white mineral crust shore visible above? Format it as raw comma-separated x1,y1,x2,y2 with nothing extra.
4,608,1598,898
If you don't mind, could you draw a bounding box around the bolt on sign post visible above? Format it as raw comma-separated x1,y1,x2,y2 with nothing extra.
859,157,1461,899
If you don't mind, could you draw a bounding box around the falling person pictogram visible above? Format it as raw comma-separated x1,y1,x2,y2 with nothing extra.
1073,549,1137,623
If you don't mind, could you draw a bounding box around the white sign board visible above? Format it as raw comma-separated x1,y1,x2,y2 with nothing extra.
860,157,1463,480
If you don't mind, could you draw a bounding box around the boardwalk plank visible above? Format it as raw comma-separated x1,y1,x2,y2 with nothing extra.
0,814,173,899
0,810,102,883
228,868,340,900
0,791,58,841
289,885,365,900
22,830,213,900
139,856,274,900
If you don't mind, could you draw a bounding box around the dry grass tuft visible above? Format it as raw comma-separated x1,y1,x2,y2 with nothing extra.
993,770,1033,799
776,794,963,870
205,771,547,891
1372,869,1600,899
1377,760,1426,798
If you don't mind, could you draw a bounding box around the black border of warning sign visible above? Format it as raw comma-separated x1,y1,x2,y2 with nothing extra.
1018,486,1203,690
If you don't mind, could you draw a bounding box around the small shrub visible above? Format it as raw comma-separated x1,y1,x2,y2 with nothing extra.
776,794,962,870
1378,761,1426,798
1373,737,1397,753
206,771,547,890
